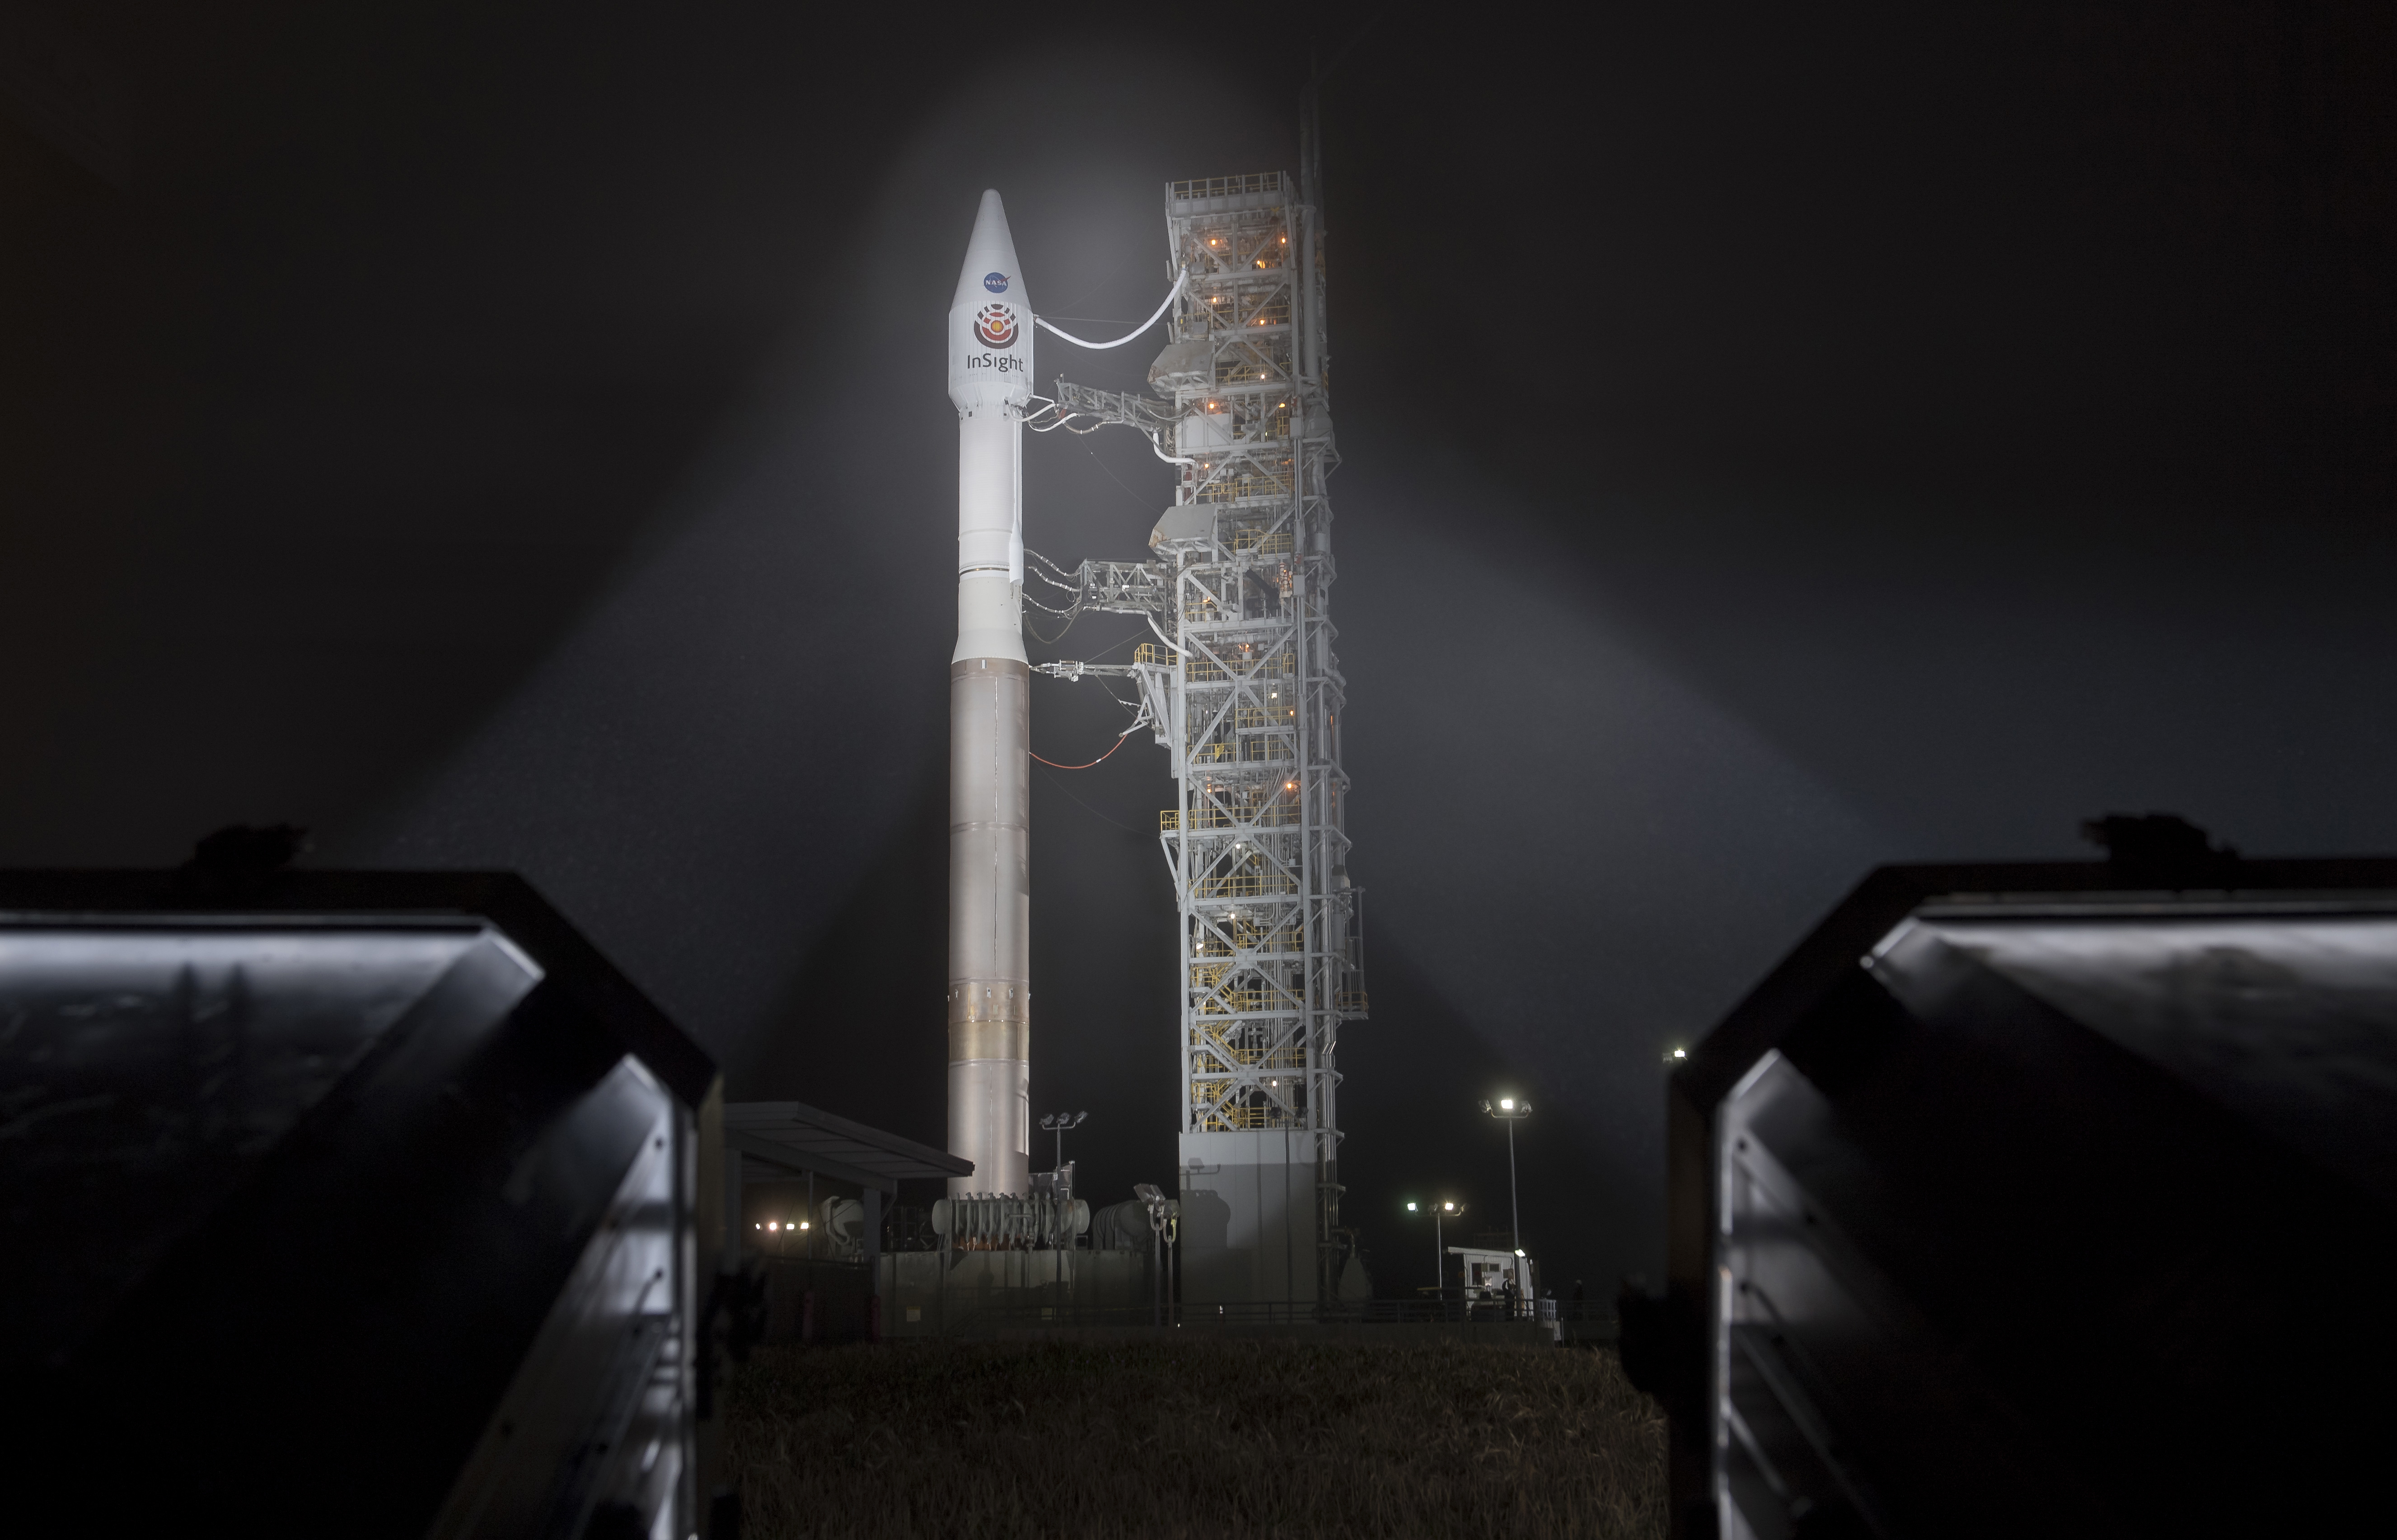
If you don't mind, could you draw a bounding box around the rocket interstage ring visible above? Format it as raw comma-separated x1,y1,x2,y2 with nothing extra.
946,1015,1028,1062
948,657,1031,682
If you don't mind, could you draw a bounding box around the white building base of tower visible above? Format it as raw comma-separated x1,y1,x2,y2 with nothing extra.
1177,1129,1352,1306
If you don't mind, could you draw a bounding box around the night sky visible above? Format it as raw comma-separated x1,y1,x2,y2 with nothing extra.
5,2,2393,1297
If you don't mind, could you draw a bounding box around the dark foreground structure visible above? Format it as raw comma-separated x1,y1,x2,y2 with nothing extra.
0,862,723,1539
1637,837,2397,1539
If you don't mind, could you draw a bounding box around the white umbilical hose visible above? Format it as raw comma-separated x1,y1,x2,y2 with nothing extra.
1034,269,1188,349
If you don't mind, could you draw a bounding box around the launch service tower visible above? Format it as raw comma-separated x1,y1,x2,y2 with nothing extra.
1035,141,1365,1307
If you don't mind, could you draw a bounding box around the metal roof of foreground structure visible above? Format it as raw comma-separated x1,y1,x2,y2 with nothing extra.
725,1100,972,1192
1635,846,2397,1540
0,864,724,1540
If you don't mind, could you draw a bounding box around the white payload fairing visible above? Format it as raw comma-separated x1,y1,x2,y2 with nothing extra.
945,191,1033,1198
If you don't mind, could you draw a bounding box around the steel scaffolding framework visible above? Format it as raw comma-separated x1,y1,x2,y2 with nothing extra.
1033,163,1363,1305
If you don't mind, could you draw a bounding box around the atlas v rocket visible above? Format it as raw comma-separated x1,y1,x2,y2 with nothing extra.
945,191,1032,1198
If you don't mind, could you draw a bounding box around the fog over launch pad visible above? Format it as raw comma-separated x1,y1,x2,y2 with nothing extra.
3,5,2393,1298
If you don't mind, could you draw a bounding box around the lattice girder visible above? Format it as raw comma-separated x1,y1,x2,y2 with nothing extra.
1037,167,1358,1301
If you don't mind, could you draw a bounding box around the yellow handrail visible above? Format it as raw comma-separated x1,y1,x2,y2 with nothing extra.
1163,801,1298,833
1196,871,1299,899
1160,643,1294,676
1189,1038,1309,1069
1193,917,1303,955
1199,987,1304,1016
1196,473,1292,506
1189,738,1293,763
1202,1103,1287,1131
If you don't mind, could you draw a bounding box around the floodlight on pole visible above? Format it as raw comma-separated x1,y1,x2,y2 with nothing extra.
1039,1110,1087,1170
1481,1096,1531,1255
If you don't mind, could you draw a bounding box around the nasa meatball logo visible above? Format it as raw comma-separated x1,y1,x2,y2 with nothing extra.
974,302,1018,349
983,271,1010,294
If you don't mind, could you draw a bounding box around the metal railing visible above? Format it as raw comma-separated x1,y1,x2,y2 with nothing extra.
1215,355,1288,386
1194,919,1303,955
1198,1102,1287,1131
1196,870,1299,898
1196,473,1293,506
1189,739,1295,764
1217,1297,1557,1326
1184,738,1293,764
1161,800,1297,833
1147,644,1295,681
1203,299,1293,332
1156,647,1292,678
1189,1029,1306,1067
1192,248,1289,276
920,1295,1616,1335
1171,172,1282,200
1194,987,1304,1018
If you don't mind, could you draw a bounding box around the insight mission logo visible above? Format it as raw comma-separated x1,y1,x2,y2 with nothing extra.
974,303,1018,349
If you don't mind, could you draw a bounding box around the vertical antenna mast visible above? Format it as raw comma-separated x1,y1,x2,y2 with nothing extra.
1297,59,1329,387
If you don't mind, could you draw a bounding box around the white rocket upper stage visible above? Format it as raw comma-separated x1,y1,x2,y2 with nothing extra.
949,190,1029,668
948,190,1033,417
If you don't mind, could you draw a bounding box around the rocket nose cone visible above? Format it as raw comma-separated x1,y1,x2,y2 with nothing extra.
954,189,1027,311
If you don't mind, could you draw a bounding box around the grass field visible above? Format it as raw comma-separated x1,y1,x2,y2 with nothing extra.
725,1337,1667,1539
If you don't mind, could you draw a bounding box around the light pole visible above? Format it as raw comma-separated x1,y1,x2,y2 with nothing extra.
1039,1110,1087,1171
1405,1199,1466,1297
1481,1096,1531,1256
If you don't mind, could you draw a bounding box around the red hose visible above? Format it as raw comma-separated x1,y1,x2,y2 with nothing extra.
1031,734,1131,771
